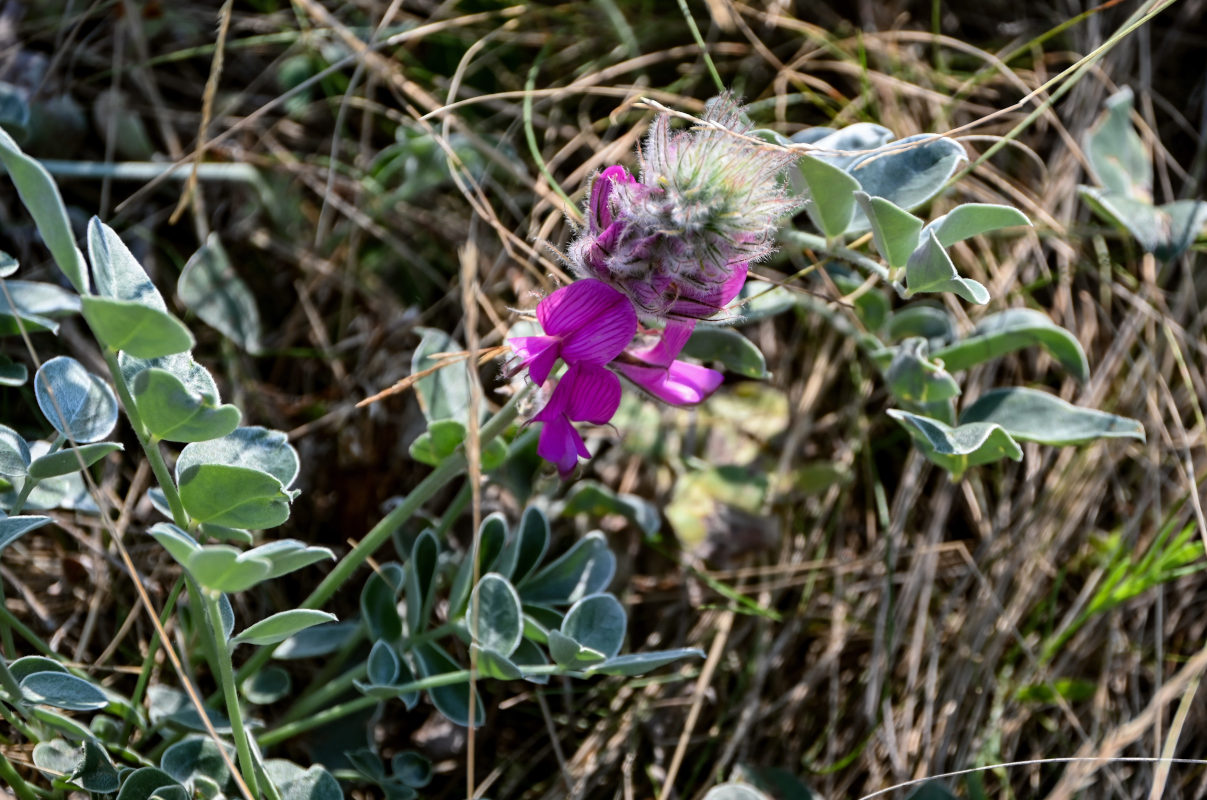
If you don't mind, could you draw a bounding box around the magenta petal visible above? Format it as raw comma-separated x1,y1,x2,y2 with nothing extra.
538,280,628,336
508,335,560,385
628,320,696,367
537,414,584,478
617,360,722,406
562,364,622,424
718,262,750,306
558,293,637,365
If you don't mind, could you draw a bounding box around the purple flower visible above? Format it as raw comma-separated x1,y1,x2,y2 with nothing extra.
566,95,799,323
531,363,622,478
614,320,724,406
508,278,637,385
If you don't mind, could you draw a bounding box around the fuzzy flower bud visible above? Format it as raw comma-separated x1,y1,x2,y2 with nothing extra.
567,95,800,322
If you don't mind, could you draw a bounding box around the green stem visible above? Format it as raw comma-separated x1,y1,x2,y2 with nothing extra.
675,0,725,94
120,575,184,748
0,701,40,745
780,229,902,292
0,580,14,658
100,349,190,529
203,592,259,798
0,647,26,704
234,391,525,685
0,747,38,800
0,604,54,657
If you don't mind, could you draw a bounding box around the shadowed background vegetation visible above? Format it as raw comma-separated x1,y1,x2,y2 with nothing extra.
2,0,1206,797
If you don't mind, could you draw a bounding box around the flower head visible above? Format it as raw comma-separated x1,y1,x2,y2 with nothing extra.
566,95,799,322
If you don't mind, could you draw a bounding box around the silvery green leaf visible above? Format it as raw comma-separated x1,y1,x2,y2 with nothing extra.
0,250,16,277
448,514,508,617
847,134,967,232
9,655,68,681
886,303,956,344
885,338,961,405
147,523,200,568
231,609,337,646
560,481,660,537
0,279,81,336
0,514,52,552
0,127,88,292
467,573,523,657
1084,87,1149,198
547,629,606,668
86,217,165,308
0,355,27,385
702,784,773,800
361,561,404,642
71,738,119,793
178,465,291,529
120,351,220,402
392,752,432,789
80,295,193,358
560,593,626,660
160,737,233,792
683,326,768,379
0,83,29,139
21,671,109,710
27,441,123,479
34,356,119,442
932,308,1089,382
412,327,476,425
114,767,185,800
888,408,1022,479
806,123,894,169
855,191,922,269
218,592,234,640
1081,186,1207,261
185,545,274,594
244,539,334,581
470,643,524,680
508,505,550,585
513,638,551,684
178,233,263,353
405,530,438,633
364,639,401,686
261,762,344,800
904,230,989,305
0,424,30,477
959,387,1145,446
412,641,484,728
518,530,616,605
796,153,861,237
131,367,241,443
585,648,705,677
273,622,358,660
925,203,1030,247
242,665,291,704
176,426,299,490
32,738,78,782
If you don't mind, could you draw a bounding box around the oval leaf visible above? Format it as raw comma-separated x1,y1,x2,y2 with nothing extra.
959,387,1145,446
412,642,484,728
184,546,273,594
241,665,292,704
518,531,616,605
178,464,291,529
243,539,335,581
888,408,1022,479
0,127,88,292
847,134,968,230
81,295,194,359
560,593,626,660
231,609,338,646
932,308,1089,382
34,356,119,442
72,738,120,793
147,523,200,568
131,367,241,443
21,671,109,711
796,153,860,238
904,230,989,305
27,442,123,480
467,573,523,657
160,737,233,791
0,514,52,552
855,191,923,269
176,426,299,490
683,326,768,379
178,234,263,353
1085,87,1149,198
926,203,1030,247
585,648,705,677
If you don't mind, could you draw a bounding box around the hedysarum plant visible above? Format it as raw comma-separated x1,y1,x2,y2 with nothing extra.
511,95,800,476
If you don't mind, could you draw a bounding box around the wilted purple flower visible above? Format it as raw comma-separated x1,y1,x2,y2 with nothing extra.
531,363,622,478
567,95,799,322
508,278,637,385
614,320,723,406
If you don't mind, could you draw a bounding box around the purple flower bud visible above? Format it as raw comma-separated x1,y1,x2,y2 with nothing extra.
614,320,723,406
567,95,799,323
